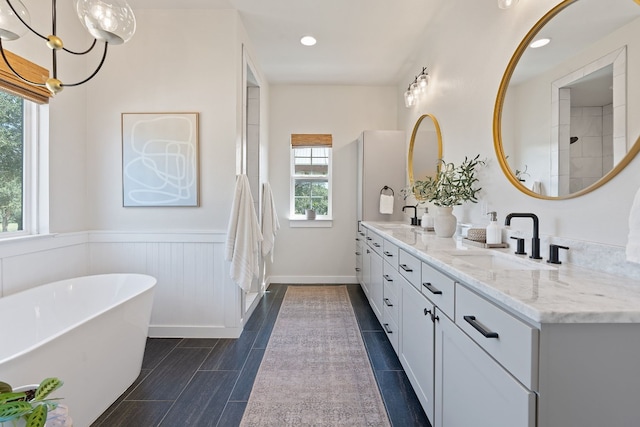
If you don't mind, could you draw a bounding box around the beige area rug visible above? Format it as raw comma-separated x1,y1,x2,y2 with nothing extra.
240,285,391,427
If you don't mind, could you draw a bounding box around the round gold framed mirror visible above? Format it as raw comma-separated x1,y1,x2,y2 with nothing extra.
494,0,640,199
408,114,443,200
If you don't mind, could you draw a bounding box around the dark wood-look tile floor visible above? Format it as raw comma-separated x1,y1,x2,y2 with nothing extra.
91,284,431,427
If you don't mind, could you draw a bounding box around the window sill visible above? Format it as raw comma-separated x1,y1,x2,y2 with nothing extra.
289,218,333,228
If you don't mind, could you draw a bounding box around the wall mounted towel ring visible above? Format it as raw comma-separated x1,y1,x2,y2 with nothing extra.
380,186,394,196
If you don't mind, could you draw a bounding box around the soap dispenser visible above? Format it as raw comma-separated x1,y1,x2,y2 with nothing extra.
421,207,434,230
486,211,502,244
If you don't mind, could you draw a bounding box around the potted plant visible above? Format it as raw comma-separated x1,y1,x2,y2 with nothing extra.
411,155,484,237
0,378,66,427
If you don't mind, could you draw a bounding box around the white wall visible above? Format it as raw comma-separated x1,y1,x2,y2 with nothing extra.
268,85,399,282
397,0,640,249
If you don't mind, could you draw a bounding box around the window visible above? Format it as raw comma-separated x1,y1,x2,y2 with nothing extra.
0,49,50,237
290,134,332,220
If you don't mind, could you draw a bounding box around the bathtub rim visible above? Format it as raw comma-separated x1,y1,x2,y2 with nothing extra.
0,273,156,366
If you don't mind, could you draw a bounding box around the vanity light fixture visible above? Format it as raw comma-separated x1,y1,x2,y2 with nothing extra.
403,66,430,108
403,83,415,108
498,0,519,9
300,35,317,46
530,38,551,48
416,67,430,92
0,0,136,95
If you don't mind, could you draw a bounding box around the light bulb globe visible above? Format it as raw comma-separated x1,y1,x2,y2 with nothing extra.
75,0,136,44
0,0,30,41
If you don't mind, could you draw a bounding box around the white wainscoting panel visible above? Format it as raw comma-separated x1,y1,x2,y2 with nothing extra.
0,233,89,297
88,232,243,338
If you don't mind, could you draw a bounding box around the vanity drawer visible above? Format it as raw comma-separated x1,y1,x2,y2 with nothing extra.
398,249,421,290
382,262,400,324
455,284,538,390
382,307,399,353
366,229,384,256
421,261,455,320
382,239,399,267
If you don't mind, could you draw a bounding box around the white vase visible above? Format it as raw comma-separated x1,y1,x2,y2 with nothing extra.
434,206,457,237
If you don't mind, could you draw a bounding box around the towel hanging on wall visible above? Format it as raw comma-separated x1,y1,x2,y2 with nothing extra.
626,185,640,264
225,175,263,292
379,186,394,214
262,182,280,262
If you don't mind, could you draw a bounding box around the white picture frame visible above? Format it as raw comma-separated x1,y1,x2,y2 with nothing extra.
121,112,199,207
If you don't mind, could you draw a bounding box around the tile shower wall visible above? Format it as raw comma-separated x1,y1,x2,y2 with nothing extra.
569,105,613,193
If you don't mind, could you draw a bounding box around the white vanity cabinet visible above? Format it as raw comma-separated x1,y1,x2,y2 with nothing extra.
362,229,384,322
435,309,536,427
400,276,436,422
355,230,364,285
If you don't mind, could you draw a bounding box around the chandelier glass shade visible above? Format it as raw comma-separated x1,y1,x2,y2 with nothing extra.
0,0,136,95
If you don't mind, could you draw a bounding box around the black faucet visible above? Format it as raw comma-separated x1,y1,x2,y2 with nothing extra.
402,205,420,226
504,213,542,259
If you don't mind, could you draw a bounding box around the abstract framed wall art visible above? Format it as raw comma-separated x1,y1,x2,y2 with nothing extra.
122,112,199,207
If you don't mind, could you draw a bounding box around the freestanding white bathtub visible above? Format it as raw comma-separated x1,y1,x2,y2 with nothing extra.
0,273,156,427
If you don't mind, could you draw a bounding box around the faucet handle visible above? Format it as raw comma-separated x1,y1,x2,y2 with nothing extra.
547,244,569,264
510,236,526,255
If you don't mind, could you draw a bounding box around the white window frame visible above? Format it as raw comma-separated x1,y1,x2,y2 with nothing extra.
0,94,47,239
289,145,333,226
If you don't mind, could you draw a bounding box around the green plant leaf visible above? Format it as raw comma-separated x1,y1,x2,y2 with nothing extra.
0,401,32,422
0,391,27,405
26,403,47,427
34,378,63,401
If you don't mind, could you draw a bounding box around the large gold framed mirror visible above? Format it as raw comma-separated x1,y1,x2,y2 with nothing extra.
494,0,640,199
408,114,443,200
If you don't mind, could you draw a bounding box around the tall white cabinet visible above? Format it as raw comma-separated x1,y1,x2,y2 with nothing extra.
356,130,406,224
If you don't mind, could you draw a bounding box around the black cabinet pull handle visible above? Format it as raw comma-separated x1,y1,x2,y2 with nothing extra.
366,237,372,241
399,264,413,272
366,249,371,254
383,275,393,282
384,298,393,307
422,282,443,295
355,268,361,272
355,251,361,255
359,232,365,236
383,323,393,334
423,308,432,316
463,315,499,339
373,243,381,247
383,251,393,257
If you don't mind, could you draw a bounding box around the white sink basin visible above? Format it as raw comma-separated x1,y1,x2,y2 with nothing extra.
447,250,555,271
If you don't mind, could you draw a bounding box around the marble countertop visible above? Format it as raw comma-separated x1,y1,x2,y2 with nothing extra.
363,221,640,325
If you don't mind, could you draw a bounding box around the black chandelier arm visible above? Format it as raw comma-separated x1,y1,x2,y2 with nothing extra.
61,42,109,88
63,39,98,56
0,39,46,87
6,0,48,42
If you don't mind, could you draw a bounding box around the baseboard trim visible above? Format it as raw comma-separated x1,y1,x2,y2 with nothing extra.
268,275,358,284
148,325,242,339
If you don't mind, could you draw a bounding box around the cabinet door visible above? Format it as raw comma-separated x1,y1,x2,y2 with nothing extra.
355,234,363,285
400,277,435,423
435,312,536,427
369,250,383,322
362,247,371,297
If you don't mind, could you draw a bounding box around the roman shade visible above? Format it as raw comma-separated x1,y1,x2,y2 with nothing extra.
291,134,332,147
0,49,51,104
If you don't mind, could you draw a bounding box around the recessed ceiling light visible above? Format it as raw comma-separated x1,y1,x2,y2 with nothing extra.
530,38,551,48
300,35,317,46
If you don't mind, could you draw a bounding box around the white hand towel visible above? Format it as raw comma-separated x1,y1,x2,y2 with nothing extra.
380,194,394,214
261,182,280,262
531,181,543,195
626,186,640,264
225,175,263,291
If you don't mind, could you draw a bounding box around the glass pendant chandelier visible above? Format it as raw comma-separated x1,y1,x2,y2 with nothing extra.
0,0,136,95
